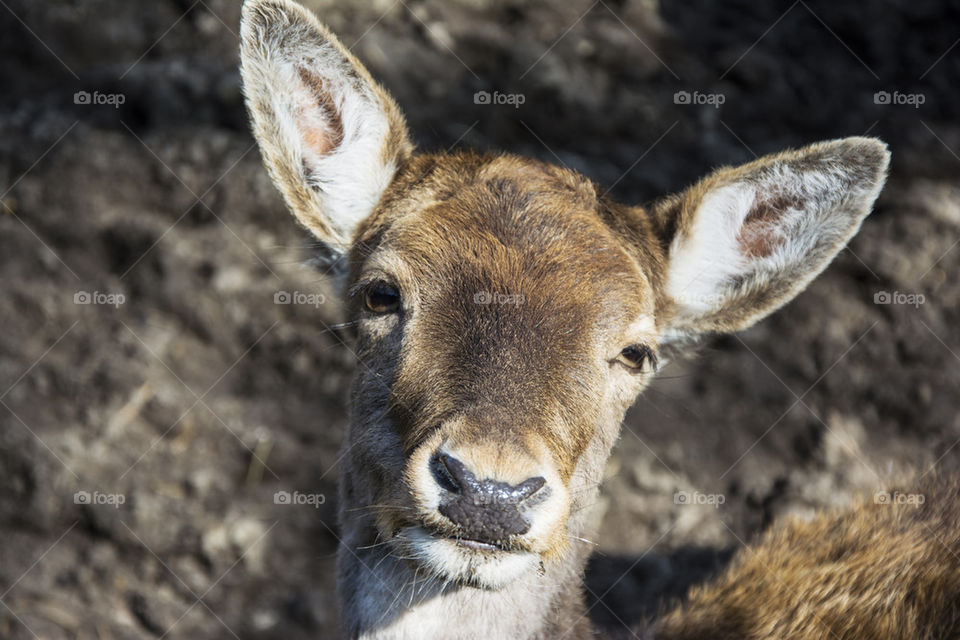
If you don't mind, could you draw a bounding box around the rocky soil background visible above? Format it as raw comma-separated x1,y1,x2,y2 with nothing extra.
1,0,958,638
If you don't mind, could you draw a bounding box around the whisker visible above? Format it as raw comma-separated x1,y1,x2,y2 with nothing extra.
565,534,598,547
409,566,420,607
356,539,395,550
328,320,361,329
345,503,416,513
265,243,327,250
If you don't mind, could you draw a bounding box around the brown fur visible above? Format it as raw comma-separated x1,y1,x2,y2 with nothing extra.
655,475,960,640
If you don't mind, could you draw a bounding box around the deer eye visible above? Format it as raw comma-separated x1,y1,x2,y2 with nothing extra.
616,345,658,374
364,281,401,313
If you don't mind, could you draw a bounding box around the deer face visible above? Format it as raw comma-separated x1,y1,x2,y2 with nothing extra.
344,155,661,585
240,0,889,590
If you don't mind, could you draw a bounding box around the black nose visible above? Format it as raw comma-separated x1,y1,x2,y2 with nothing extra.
430,453,547,543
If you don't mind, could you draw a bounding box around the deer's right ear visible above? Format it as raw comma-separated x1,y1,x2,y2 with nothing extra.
240,0,412,251
649,137,889,350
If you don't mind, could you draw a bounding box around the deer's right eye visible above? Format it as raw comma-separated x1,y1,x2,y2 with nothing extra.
364,281,401,314
615,344,658,374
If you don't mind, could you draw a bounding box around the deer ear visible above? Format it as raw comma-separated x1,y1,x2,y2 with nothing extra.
653,137,889,345
240,0,412,252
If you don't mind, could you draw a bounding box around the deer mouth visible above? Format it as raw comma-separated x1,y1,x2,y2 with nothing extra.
452,537,502,552
401,525,541,589
416,523,524,554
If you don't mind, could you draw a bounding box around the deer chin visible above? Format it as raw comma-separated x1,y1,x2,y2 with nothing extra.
400,525,541,589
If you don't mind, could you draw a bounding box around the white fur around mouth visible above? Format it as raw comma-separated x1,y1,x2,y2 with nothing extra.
403,526,539,589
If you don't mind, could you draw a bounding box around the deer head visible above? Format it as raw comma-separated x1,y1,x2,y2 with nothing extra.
240,0,888,611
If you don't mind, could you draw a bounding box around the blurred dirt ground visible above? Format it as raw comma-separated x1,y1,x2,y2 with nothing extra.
1,0,959,638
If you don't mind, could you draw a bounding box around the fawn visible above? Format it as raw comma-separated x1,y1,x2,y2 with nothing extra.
239,1,960,637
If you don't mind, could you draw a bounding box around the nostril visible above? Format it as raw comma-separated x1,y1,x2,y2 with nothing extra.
514,476,546,501
430,453,463,494
482,476,546,506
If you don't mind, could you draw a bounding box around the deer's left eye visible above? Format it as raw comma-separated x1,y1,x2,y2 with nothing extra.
364,281,401,313
615,345,658,374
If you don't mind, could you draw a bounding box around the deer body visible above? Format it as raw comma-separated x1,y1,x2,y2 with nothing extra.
237,2,958,638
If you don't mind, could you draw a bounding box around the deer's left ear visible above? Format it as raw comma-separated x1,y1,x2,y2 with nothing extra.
240,0,413,252
652,137,889,344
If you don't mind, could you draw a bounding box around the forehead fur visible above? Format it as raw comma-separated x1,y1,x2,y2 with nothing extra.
353,152,658,307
